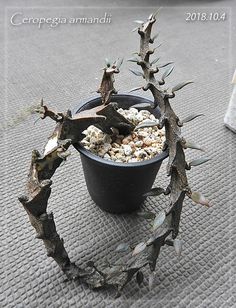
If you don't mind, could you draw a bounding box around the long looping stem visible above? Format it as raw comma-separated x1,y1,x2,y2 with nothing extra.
18,12,209,296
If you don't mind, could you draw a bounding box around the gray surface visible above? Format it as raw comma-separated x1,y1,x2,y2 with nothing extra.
1,1,236,307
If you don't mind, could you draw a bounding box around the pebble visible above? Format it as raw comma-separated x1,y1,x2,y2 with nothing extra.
122,136,132,145
134,149,147,159
81,107,165,163
135,140,143,147
136,114,144,122
104,153,111,160
143,137,154,146
123,145,133,156
137,130,149,138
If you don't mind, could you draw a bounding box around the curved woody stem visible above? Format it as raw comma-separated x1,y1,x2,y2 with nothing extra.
18,12,210,296
128,13,210,274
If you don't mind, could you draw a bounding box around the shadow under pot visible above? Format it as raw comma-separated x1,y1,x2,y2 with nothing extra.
73,94,168,214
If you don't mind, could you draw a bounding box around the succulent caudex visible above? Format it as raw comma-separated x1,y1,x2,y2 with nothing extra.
18,11,210,296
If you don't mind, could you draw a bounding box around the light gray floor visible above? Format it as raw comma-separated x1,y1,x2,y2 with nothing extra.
1,1,236,307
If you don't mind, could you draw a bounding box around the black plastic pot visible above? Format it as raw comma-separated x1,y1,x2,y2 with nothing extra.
73,94,168,214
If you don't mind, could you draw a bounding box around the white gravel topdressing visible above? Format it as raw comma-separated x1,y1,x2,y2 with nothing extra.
81,107,165,163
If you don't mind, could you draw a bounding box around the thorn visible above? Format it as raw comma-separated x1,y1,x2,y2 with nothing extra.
174,239,182,257
128,86,143,93
148,13,154,20
152,33,159,41
182,114,204,124
115,57,124,69
148,272,155,290
161,65,174,81
105,58,111,67
18,195,28,203
143,83,150,91
133,20,144,25
189,157,211,167
185,163,191,170
150,57,160,65
129,69,144,77
177,120,183,127
153,7,162,19
189,191,210,207
165,239,174,246
127,57,139,63
34,117,41,125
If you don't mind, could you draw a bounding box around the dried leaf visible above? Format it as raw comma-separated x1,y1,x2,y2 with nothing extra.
172,81,193,93
161,65,174,80
135,120,158,130
184,141,205,152
143,187,165,197
158,62,173,68
182,114,204,123
128,87,143,93
134,20,144,24
129,69,144,77
137,211,156,219
173,239,182,257
132,242,146,256
189,157,211,167
190,191,210,207
136,271,144,286
115,243,130,252
148,272,155,290
153,210,166,231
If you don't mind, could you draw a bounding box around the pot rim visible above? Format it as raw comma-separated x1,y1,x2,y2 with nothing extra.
73,93,169,168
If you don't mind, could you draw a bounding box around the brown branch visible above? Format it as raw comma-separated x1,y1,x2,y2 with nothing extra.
130,12,194,270
18,143,83,279
95,58,134,135
37,102,134,148
97,59,123,105
18,61,135,292
18,12,209,296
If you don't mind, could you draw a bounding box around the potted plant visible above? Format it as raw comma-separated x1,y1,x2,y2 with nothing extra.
73,94,169,213
18,11,210,296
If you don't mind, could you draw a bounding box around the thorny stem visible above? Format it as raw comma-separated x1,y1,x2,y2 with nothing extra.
18,64,136,293
18,12,209,296
130,12,209,272
134,13,190,271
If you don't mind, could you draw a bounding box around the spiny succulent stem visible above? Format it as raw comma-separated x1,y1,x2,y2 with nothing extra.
18,12,209,296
